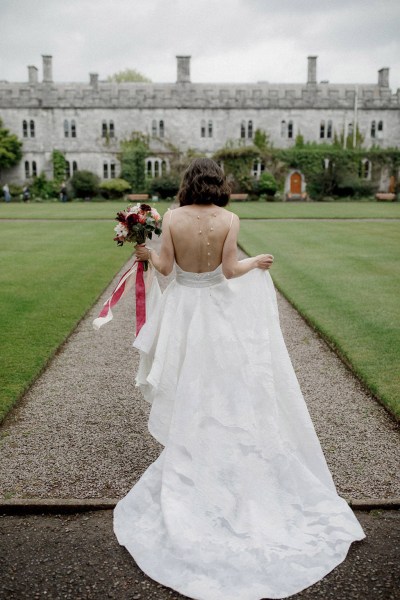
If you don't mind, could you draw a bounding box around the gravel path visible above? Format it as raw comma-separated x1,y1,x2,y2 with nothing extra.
0,241,399,501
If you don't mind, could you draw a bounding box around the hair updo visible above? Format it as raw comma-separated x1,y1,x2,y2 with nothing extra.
177,158,231,207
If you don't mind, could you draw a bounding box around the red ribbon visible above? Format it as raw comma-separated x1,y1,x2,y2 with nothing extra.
135,261,146,336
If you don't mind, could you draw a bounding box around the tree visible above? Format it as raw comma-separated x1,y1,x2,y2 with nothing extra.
70,170,99,198
0,119,22,172
107,69,151,83
119,134,149,192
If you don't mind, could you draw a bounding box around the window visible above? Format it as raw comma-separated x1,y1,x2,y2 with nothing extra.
110,162,116,178
22,120,28,138
103,162,109,179
72,161,78,173
280,120,286,138
147,160,152,175
248,120,253,139
208,120,213,138
109,121,115,138
240,121,246,138
201,120,206,138
66,161,71,179
371,121,376,138
71,120,76,138
102,121,108,138
377,121,384,139
104,160,118,179
251,159,265,179
162,160,167,175
152,120,157,137
30,120,35,138
64,119,69,138
154,161,160,177
288,120,293,139
24,160,29,178
327,120,333,139
32,161,37,177
146,157,169,178
359,159,371,180
320,120,325,139
159,120,164,138
24,160,37,178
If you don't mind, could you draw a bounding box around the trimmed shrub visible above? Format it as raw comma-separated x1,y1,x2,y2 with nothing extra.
257,172,278,198
70,170,99,198
148,174,180,199
99,178,131,199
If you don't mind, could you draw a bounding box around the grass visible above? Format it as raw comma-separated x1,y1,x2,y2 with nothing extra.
0,221,133,422
229,201,400,220
239,220,400,419
0,200,173,220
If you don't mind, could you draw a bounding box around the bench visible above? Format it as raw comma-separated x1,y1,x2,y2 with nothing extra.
126,194,150,201
230,193,249,202
375,192,395,201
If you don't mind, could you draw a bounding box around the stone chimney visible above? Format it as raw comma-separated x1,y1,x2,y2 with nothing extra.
176,56,191,83
28,65,38,84
378,67,389,87
90,73,99,91
307,56,318,85
42,55,53,83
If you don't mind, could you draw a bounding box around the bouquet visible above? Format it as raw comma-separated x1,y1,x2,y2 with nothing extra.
114,203,162,271
93,203,163,335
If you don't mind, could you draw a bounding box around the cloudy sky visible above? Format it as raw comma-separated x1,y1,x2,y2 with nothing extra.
1,0,399,89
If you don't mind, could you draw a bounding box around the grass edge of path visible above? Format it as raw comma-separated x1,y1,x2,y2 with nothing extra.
237,242,400,424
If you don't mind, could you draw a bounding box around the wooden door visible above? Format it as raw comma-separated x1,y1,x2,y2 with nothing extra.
290,172,302,194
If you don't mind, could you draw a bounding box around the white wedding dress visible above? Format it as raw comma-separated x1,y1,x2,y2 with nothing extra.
113,262,365,600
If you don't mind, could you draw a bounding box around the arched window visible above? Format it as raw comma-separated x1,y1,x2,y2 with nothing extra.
72,161,78,173
64,119,69,138
71,120,76,138
240,121,246,138
30,120,35,138
65,161,71,179
146,160,152,175
327,120,333,139
109,121,115,138
102,121,108,138
110,162,116,178
24,161,30,178
288,120,293,139
159,120,164,138
208,120,213,138
32,161,37,177
162,160,167,175
248,120,253,139
154,160,160,176
371,121,376,138
320,120,325,139
359,159,371,180
251,159,265,179
151,120,157,137
103,162,109,179
201,120,206,138
280,120,286,138
22,120,28,138
377,121,384,138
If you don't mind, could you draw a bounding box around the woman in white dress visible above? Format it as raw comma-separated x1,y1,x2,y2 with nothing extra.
113,158,365,600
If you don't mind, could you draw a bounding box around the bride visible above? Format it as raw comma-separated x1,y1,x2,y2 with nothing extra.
113,158,365,600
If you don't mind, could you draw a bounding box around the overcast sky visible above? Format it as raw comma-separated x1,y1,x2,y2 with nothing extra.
1,0,399,89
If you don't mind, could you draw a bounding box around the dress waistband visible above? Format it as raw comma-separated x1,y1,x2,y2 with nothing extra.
175,265,225,288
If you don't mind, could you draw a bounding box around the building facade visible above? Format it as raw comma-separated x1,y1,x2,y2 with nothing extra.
0,54,399,183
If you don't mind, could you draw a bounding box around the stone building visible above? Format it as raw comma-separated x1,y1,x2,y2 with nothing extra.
0,54,399,184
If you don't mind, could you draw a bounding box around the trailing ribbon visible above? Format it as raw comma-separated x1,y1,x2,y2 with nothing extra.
93,259,148,335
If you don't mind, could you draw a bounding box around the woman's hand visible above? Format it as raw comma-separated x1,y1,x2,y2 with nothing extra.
135,244,151,262
255,254,274,270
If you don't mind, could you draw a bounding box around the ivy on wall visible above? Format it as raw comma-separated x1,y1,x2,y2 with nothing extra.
51,149,67,183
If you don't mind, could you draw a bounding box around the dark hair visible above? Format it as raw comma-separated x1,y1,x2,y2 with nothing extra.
177,158,231,207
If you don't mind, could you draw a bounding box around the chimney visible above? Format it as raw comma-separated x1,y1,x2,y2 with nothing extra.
307,55,317,85
90,73,99,91
42,55,53,83
28,65,38,84
378,67,389,87
176,56,191,84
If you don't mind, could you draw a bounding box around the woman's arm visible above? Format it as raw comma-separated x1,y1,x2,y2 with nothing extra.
135,211,175,276
222,214,274,279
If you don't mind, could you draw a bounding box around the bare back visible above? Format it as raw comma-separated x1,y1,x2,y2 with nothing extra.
169,205,234,273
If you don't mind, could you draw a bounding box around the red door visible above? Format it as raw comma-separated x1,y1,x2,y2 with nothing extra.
290,172,302,194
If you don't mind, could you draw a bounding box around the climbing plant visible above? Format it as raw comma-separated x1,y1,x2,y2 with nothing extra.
51,149,67,183
119,133,149,192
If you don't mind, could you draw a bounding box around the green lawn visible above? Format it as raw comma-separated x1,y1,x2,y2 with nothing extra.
230,201,400,220
239,220,400,419
0,200,172,220
0,221,133,422
1,200,399,220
